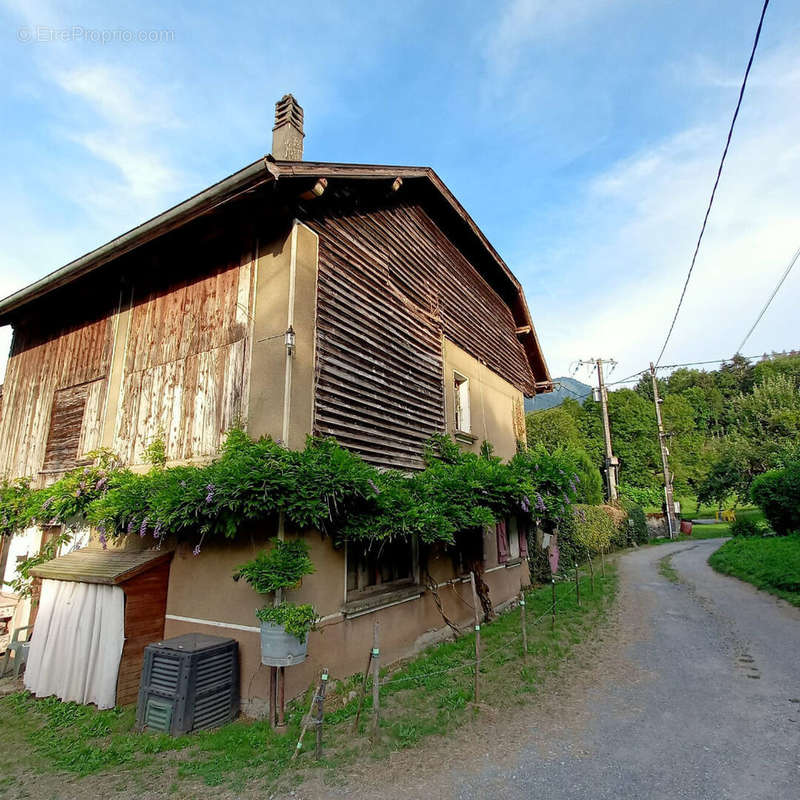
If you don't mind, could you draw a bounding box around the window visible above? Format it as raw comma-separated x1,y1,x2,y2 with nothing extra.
507,517,520,561
346,538,417,600
451,526,485,576
454,372,470,433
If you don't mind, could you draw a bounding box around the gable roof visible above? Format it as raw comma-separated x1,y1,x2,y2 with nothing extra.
0,159,552,391
30,546,173,585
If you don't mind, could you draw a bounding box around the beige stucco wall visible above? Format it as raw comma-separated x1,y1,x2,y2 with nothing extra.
442,338,526,461
163,526,529,714
246,222,319,447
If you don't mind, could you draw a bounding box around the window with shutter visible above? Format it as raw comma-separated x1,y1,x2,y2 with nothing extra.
42,385,89,473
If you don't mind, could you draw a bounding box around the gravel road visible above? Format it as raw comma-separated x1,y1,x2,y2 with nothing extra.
300,539,799,800
454,538,800,800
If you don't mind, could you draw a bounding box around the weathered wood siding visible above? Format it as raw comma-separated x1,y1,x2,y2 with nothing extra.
0,313,114,479
116,560,171,705
306,202,535,470
112,250,255,465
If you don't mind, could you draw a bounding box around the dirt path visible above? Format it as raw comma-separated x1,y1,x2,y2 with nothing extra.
292,539,800,800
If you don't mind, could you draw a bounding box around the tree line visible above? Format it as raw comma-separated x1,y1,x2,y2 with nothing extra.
527,351,800,510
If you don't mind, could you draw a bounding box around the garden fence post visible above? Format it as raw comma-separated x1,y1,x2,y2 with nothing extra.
551,578,556,630
601,548,606,577
352,648,373,734
588,552,595,594
470,571,481,704
315,668,329,760
277,666,286,728
370,622,380,742
574,563,581,607
269,666,277,728
292,673,323,761
519,590,528,660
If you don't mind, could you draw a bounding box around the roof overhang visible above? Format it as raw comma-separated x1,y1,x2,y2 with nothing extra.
30,547,173,585
0,158,552,390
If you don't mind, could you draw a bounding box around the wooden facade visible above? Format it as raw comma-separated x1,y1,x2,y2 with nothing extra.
307,200,536,470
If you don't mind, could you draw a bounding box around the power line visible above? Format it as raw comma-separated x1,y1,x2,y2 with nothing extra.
736,245,800,354
654,0,771,367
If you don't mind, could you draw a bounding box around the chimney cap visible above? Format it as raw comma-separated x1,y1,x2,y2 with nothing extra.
273,94,304,133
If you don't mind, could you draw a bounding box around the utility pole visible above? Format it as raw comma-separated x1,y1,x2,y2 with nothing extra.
578,358,619,501
650,363,676,539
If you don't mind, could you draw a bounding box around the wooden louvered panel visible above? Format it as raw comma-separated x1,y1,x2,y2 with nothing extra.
307,200,535,471
41,384,88,473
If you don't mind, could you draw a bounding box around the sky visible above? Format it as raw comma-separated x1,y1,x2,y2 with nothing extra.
1,0,798,388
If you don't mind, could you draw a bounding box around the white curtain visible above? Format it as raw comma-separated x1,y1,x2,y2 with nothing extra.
24,579,125,710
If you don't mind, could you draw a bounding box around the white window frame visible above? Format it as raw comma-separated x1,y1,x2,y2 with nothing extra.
453,371,470,434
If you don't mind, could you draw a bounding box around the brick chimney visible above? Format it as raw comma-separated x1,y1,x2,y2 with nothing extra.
272,94,304,161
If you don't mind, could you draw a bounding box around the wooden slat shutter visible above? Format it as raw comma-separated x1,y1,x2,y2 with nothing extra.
42,385,89,472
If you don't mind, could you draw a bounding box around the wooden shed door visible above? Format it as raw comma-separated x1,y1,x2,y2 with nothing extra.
42,385,88,472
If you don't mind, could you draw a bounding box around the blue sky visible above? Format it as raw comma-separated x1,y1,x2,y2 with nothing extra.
1,0,798,387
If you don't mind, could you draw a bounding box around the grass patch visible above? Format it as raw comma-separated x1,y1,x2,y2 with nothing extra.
658,554,680,583
0,568,617,796
708,535,800,607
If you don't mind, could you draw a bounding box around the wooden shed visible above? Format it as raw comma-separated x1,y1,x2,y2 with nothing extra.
29,548,173,706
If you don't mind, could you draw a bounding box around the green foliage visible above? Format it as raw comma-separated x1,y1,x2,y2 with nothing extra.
709,535,800,606
142,432,167,469
233,538,315,594
255,602,317,642
728,518,766,538
619,484,662,507
0,478,33,538
571,504,618,554
750,462,800,535
525,407,582,452
620,499,648,544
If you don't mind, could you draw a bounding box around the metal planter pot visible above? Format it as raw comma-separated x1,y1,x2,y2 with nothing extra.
259,621,308,667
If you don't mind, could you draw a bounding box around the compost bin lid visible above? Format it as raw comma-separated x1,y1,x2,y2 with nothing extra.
152,633,236,652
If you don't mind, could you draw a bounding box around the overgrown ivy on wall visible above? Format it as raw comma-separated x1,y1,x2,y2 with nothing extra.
0,429,583,557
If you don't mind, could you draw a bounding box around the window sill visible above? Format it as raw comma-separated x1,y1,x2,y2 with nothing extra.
505,558,523,568
454,430,477,444
342,584,425,618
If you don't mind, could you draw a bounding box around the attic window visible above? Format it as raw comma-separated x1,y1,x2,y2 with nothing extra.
41,385,89,473
454,372,470,434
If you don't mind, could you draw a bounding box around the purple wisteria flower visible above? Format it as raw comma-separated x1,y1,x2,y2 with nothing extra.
139,516,149,537
535,493,546,512
42,496,55,510
127,518,136,534
192,544,201,557
98,529,108,550
578,509,587,523
520,495,530,513
205,484,216,504
153,521,163,540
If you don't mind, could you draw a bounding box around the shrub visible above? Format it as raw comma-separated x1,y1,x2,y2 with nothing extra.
750,462,800,535
572,504,616,555
255,603,317,642
620,499,648,545
729,518,765,538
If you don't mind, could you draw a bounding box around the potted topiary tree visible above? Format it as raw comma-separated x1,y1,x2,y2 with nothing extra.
234,538,317,666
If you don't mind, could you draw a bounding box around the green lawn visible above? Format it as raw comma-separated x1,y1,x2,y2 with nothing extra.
708,535,800,607
0,567,617,797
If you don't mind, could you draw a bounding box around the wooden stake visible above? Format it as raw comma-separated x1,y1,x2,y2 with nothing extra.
351,649,373,734
314,668,329,760
519,590,528,660
470,571,481,704
574,563,581,607
268,665,277,728
601,548,606,577
370,622,380,741
277,666,286,728
551,578,556,631
292,672,324,761
588,553,595,594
